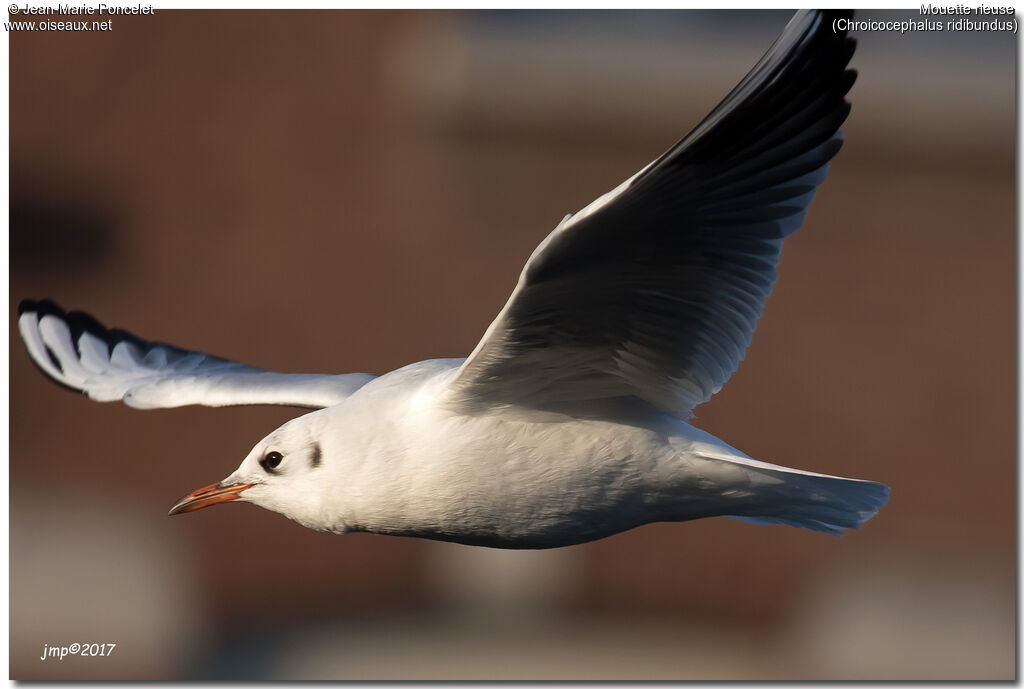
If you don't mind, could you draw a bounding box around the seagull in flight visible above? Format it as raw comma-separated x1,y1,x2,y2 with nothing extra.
17,10,888,548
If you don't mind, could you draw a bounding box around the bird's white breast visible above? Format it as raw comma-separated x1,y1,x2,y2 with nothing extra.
315,360,726,547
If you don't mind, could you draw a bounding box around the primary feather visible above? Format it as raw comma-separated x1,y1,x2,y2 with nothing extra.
18,300,374,409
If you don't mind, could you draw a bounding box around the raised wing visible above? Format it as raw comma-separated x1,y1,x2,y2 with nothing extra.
447,10,855,419
18,300,374,409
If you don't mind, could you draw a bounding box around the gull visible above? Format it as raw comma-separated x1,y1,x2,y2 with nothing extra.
17,10,888,548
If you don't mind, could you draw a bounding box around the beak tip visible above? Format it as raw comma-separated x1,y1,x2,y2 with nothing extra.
167,481,253,517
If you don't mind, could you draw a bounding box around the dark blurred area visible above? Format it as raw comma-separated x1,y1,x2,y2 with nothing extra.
9,9,1014,680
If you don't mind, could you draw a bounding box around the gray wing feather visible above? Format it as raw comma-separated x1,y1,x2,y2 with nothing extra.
448,10,855,419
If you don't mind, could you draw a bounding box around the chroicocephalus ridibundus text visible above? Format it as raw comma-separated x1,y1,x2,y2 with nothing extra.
18,10,887,548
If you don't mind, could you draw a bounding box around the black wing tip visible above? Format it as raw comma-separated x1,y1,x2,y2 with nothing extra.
19,298,66,319
19,299,198,360
782,9,854,44
17,299,145,359
800,9,854,26
19,299,112,338
16,300,80,394
822,9,855,20
788,9,857,61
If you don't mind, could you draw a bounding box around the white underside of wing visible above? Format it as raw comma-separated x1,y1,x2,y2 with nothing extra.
19,306,374,410
117,371,370,410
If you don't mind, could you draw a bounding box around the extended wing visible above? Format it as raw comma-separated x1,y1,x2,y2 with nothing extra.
447,10,855,419
18,300,374,409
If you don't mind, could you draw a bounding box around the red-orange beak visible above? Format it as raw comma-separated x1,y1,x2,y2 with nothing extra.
168,481,255,516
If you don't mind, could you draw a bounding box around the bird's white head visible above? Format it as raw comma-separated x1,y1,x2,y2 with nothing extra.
168,409,344,532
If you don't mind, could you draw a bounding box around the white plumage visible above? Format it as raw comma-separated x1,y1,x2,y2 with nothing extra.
18,10,887,548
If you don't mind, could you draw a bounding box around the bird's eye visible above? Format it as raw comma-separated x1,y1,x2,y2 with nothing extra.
260,451,284,473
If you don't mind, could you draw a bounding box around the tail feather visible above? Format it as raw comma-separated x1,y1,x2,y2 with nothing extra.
727,471,890,536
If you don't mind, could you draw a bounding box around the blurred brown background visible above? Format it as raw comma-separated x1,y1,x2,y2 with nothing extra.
9,9,1014,680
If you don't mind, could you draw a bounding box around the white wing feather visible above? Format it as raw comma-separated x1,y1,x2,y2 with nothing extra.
18,301,374,409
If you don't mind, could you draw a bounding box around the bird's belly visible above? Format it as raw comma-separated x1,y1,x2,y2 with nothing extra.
396,415,682,548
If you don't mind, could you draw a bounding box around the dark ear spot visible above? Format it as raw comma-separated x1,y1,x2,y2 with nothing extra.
310,442,322,468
